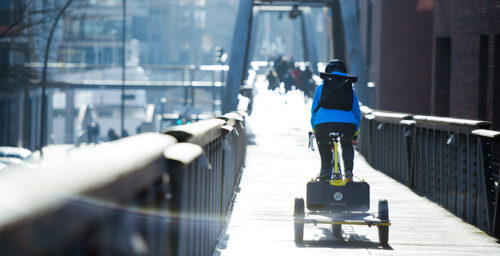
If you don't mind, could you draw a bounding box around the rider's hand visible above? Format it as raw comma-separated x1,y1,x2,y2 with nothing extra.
352,133,358,146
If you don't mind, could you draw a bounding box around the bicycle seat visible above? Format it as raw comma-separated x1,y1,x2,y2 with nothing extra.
329,132,343,139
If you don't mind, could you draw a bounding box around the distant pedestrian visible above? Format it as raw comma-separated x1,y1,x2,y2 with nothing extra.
87,121,100,143
291,66,303,92
301,63,316,98
108,128,119,141
265,67,280,91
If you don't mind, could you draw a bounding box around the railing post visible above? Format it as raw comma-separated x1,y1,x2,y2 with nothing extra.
190,66,195,108
401,120,415,188
466,134,479,224
472,130,500,236
183,68,188,106
164,143,204,256
435,130,443,204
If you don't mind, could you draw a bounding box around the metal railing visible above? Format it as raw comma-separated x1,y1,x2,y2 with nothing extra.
0,112,246,256
25,63,228,88
358,106,500,238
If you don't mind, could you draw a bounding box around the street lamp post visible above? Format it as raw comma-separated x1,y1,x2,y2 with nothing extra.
40,0,75,153
120,0,126,137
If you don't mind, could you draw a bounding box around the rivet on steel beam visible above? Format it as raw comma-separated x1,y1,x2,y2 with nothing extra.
447,134,455,145
223,139,231,151
405,130,412,137
162,173,170,184
201,153,213,171
165,193,173,200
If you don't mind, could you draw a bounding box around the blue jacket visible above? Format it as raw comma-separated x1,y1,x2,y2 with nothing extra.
310,77,361,130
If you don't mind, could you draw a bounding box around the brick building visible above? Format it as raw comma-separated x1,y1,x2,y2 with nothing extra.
358,0,433,114
432,0,500,129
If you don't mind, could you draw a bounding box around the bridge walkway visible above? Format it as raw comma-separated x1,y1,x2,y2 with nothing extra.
215,78,500,256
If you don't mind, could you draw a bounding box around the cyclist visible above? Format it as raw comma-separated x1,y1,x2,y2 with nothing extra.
310,59,361,181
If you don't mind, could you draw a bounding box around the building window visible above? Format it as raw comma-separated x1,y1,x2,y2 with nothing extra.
478,35,489,120
150,42,161,64
180,10,191,28
0,45,8,65
194,10,206,28
71,19,81,38
434,37,451,116
195,0,205,7
83,20,95,38
151,11,163,30
366,0,372,67
493,35,500,129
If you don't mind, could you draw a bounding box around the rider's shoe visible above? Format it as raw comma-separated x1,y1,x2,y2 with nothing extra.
317,173,330,181
345,170,353,182
316,171,330,181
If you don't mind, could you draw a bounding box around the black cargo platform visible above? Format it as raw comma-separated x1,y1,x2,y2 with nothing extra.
295,179,391,245
306,181,370,212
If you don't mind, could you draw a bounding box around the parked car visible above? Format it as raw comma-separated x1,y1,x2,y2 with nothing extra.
0,147,37,170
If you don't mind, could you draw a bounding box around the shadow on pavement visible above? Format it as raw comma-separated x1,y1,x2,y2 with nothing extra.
295,227,393,250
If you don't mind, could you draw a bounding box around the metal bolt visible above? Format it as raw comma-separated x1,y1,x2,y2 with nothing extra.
165,193,173,200
447,134,455,145
162,173,171,184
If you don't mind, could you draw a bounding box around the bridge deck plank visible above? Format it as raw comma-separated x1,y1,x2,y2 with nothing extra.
216,79,500,256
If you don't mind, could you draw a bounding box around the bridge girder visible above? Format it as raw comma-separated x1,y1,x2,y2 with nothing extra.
254,0,337,5
223,0,372,114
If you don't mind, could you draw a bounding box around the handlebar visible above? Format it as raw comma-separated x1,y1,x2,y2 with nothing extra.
308,131,315,151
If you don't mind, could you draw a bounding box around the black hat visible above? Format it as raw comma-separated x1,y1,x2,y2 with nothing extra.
325,59,347,74
321,59,357,82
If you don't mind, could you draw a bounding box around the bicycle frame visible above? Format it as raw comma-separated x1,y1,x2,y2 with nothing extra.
329,132,347,186
330,134,341,179
309,131,346,185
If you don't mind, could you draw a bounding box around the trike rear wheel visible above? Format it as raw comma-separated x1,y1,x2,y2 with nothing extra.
294,198,305,243
332,224,342,238
377,199,389,246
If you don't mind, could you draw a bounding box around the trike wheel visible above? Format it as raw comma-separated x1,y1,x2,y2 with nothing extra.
294,197,305,243
377,199,389,246
331,224,342,238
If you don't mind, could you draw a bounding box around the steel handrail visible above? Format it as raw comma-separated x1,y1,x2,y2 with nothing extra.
358,111,500,238
0,112,247,255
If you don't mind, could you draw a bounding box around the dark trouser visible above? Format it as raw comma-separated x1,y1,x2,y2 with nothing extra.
315,122,356,180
